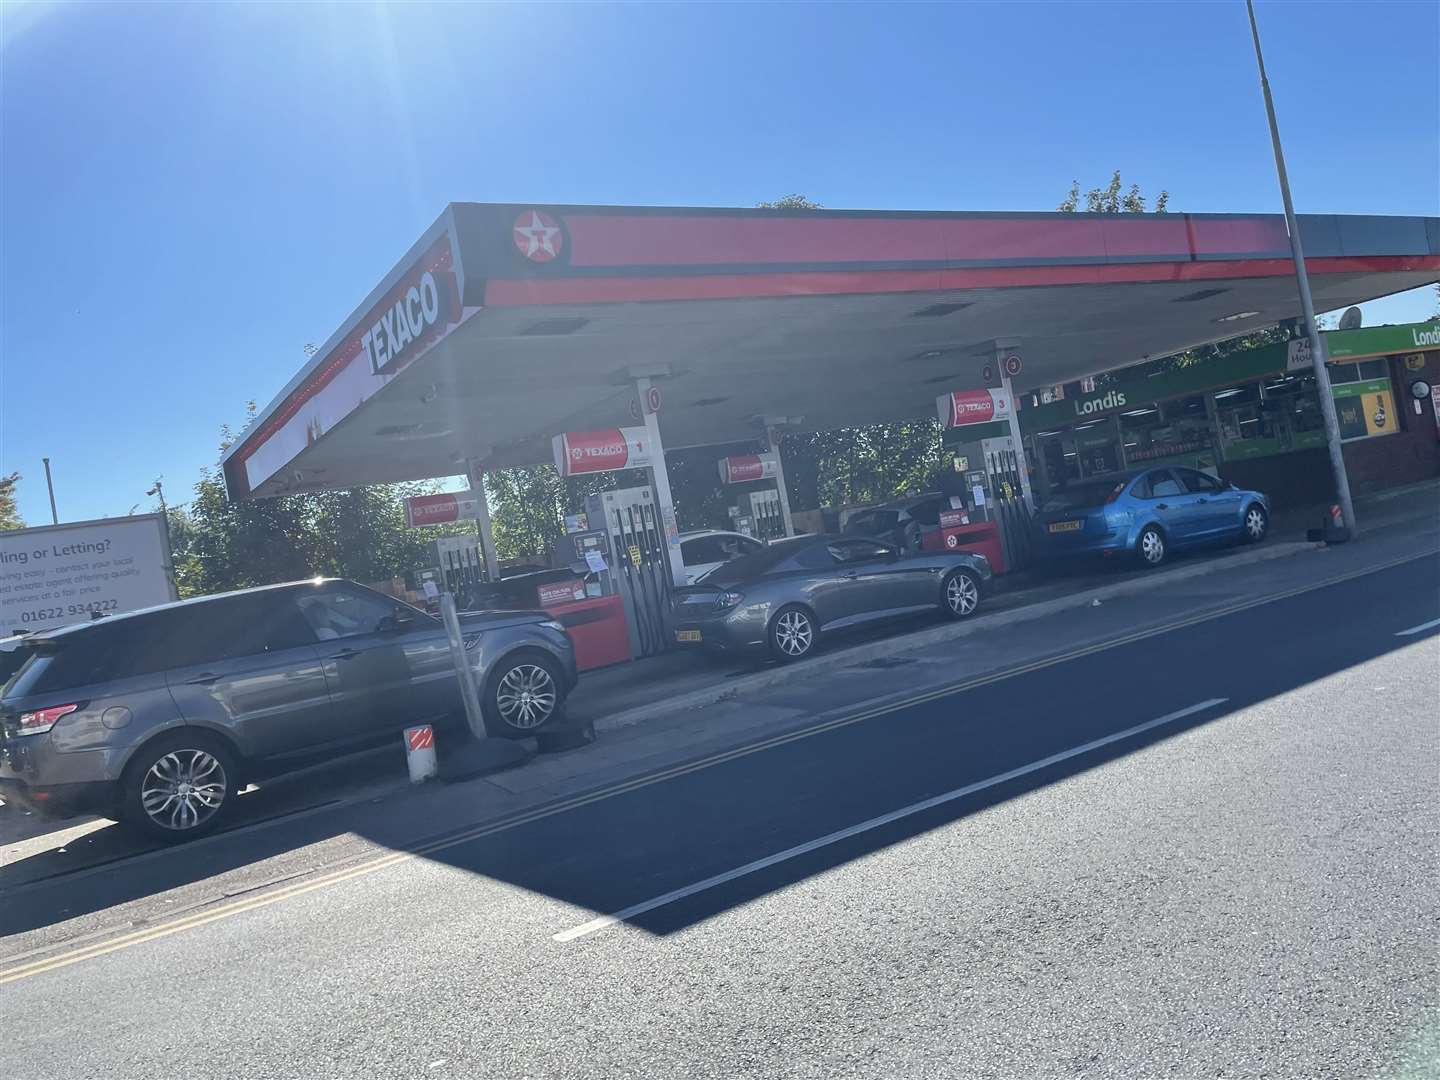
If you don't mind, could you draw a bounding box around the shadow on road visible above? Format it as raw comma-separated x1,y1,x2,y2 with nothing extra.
370,550,1440,939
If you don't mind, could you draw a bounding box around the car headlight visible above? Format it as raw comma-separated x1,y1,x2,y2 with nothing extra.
538,619,566,633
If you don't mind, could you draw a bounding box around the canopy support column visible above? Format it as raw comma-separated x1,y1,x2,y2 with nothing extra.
763,422,797,537
995,344,1036,510
466,460,501,582
634,376,687,586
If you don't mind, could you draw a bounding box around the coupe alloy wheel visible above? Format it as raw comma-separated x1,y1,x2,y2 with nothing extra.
774,609,814,657
946,572,979,616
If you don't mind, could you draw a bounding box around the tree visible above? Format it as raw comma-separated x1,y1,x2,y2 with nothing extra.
1058,171,1170,214
0,472,22,532
173,404,456,596
757,194,824,210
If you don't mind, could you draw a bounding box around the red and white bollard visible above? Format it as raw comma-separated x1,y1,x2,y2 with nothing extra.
403,724,438,783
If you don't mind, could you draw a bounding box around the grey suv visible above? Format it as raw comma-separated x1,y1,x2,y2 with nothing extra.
0,579,576,839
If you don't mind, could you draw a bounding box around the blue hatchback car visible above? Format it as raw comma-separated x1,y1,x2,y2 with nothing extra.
1035,466,1270,568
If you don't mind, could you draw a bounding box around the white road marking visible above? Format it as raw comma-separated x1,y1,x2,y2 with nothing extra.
1395,617,1440,637
554,697,1229,942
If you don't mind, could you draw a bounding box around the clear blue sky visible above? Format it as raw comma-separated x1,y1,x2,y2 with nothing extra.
2,0,1436,525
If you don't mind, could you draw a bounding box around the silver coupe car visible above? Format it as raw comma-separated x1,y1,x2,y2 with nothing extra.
670,534,991,662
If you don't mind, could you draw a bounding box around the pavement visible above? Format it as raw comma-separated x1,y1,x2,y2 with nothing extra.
0,508,1436,1078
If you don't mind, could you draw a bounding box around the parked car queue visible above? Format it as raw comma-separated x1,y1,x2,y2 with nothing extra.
1,467,1269,843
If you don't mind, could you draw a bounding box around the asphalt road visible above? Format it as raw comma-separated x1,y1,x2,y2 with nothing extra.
2,552,1437,1079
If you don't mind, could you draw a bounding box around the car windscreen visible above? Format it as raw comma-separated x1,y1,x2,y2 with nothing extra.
698,538,810,586
844,510,899,534
1043,480,1125,511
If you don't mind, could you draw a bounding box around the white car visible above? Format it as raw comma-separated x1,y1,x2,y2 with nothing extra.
678,529,766,584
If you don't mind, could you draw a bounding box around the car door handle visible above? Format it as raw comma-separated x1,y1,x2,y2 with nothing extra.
842,571,859,580
185,672,221,685
328,648,361,661
1156,503,1169,510
1195,498,1208,504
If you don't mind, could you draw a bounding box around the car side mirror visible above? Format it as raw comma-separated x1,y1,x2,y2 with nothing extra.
378,613,417,634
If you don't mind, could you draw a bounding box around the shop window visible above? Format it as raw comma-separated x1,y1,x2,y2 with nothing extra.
1121,396,1213,466
1073,418,1120,476
1328,359,1398,441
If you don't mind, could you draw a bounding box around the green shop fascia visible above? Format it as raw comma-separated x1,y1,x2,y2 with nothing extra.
1016,321,1437,491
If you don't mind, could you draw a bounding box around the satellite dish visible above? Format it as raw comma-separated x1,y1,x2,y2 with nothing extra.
1338,307,1363,330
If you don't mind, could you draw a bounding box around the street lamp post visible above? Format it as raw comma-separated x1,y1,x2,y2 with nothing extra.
1245,0,1358,536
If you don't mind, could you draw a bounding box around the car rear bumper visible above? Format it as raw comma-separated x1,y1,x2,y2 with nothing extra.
1038,536,1132,559
1036,519,1136,559
670,603,771,653
0,774,116,819
0,736,123,819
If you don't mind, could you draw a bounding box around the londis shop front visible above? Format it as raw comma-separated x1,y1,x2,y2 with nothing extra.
1020,322,1440,508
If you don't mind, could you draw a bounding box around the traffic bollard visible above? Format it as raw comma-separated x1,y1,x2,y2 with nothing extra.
403,724,438,783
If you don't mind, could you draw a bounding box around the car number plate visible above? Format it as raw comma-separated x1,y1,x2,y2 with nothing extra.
676,629,702,642
1048,520,1083,533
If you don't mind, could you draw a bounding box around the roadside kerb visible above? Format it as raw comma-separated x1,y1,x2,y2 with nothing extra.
593,541,1316,734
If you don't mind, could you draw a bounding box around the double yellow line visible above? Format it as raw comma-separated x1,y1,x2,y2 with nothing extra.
1,547,1429,987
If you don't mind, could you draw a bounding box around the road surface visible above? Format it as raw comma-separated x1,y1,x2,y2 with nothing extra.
2,551,1437,1079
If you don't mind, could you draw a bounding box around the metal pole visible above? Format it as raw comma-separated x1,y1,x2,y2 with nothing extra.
439,591,488,741
996,365,1035,510
765,427,796,537
466,461,501,582
41,457,58,524
634,376,688,586
1246,0,1357,535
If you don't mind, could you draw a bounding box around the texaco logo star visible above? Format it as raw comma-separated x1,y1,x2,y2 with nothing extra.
513,210,563,262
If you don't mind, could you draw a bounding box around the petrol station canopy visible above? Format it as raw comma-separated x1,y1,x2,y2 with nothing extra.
223,203,1440,500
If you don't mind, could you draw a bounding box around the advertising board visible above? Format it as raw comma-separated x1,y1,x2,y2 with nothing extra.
0,515,176,635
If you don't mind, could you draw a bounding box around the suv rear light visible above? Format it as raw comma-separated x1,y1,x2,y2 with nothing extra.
17,703,79,735
717,592,745,610
1104,483,1126,505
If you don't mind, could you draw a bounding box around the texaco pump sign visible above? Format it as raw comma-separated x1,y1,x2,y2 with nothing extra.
552,427,654,477
936,388,1013,428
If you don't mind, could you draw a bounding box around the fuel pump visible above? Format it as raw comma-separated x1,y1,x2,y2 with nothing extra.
741,489,785,540
434,534,489,608
931,433,1034,574
717,454,786,540
583,487,675,658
